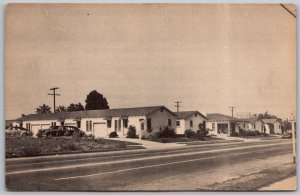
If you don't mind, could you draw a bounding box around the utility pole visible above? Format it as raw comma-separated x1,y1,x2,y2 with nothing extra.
48,87,60,113
174,101,182,113
290,113,296,164
229,106,235,117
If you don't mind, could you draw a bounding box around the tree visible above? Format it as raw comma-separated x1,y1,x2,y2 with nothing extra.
55,106,67,112
255,111,279,120
36,104,52,114
67,103,85,112
85,90,109,110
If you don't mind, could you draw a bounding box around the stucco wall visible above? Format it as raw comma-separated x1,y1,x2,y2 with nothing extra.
184,114,206,132
176,119,186,134
145,108,177,138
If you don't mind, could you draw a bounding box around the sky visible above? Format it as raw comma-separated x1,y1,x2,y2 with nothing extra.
5,4,296,120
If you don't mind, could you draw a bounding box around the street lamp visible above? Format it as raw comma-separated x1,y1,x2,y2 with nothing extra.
290,113,296,164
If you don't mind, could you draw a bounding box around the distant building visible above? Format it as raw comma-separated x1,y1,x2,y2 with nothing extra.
254,118,283,134
13,106,177,139
174,111,207,134
206,113,238,136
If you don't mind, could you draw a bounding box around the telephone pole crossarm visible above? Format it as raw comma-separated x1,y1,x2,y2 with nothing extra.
48,87,60,113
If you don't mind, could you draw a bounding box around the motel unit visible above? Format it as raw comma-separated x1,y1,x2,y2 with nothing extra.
13,106,177,139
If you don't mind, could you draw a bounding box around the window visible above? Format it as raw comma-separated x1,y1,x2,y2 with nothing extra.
86,121,92,132
61,121,65,126
168,119,172,126
141,123,144,130
195,113,197,117
115,120,118,131
51,122,56,127
176,120,180,127
77,121,81,128
212,123,215,130
118,120,121,131
123,119,128,128
147,118,151,130
26,123,31,130
190,120,193,127
160,108,164,112
107,120,111,128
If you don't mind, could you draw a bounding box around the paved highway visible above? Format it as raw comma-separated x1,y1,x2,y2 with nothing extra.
6,139,293,191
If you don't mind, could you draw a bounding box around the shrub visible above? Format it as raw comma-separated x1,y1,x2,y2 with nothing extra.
254,130,261,136
196,129,206,140
127,125,138,138
109,131,118,138
231,131,239,137
156,126,176,138
184,129,196,138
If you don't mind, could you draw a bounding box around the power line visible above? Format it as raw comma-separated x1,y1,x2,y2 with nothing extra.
280,4,296,18
174,101,182,113
48,87,60,113
229,106,236,117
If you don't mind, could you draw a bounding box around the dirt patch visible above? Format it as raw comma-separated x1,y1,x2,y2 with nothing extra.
201,163,296,191
6,137,144,158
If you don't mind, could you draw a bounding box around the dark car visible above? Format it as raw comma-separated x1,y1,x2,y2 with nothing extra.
282,130,292,139
37,126,86,138
5,126,33,137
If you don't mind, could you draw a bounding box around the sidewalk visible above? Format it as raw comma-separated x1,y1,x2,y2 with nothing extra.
106,137,187,149
259,176,297,191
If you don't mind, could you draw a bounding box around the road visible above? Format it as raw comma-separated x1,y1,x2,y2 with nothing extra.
6,139,294,191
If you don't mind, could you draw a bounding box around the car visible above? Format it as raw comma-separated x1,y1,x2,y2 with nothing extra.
282,130,292,139
5,126,33,137
36,126,86,138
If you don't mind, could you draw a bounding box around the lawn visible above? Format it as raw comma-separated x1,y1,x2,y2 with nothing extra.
6,136,144,158
148,136,225,143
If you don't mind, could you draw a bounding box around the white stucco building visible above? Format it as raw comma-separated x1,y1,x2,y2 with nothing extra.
174,111,207,134
206,113,238,136
13,106,177,139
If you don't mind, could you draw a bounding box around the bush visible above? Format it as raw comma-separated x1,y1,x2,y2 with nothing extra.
109,131,118,138
184,129,196,138
196,129,206,140
156,126,176,138
231,131,239,137
127,125,138,138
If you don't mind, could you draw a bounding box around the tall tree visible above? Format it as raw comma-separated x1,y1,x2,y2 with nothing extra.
55,106,67,112
85,90,109,110
67,103,85,112
36,104,52,114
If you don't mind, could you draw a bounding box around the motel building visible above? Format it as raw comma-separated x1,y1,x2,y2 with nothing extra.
174,111,207,135
13,106,177,139
206,113,238,136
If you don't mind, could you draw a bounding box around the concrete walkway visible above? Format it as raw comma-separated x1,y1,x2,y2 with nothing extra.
106,137,186,149
259,176,297,191
215,134,282,142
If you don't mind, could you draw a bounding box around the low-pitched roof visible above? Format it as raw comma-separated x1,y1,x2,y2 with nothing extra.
174,111,207,119
260,118,280,124
16,106,176,122
207,113,236,121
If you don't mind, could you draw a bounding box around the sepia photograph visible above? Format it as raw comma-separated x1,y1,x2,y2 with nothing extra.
4,3,297,191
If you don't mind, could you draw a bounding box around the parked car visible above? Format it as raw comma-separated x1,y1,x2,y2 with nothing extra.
5,126,33,137
36,126,86,138
282,130,292,139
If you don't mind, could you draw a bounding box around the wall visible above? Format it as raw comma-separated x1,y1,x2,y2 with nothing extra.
176,119,185,134
184,114,206,132
145,108,177,138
